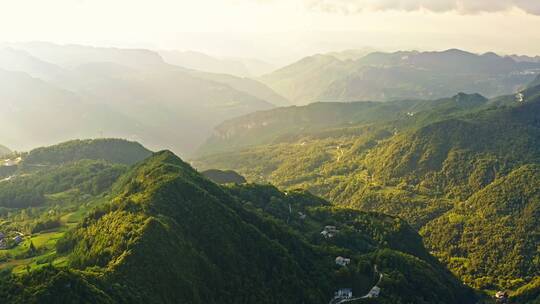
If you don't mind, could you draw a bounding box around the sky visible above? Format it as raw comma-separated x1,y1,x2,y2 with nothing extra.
0,0,539,64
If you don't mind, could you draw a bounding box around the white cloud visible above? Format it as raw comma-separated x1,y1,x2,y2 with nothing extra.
304,0,540,15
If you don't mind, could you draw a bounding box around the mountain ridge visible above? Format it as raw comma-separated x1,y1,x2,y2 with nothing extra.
260,48,540,105
0,146,475,303
194,87,540,295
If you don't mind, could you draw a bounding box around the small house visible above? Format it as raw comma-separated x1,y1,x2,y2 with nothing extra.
325,226,338,233
321,230,332,238
0,232,5,240
335,288,353,299
335,256,351,266
0,238,7,250
321,225,339,239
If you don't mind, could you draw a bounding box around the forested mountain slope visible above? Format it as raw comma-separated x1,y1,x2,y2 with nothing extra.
22,139,152,166
198,92,489,155
0,147,475,303
201,169,247,184
0,139,151,210
195,86,540,295
422,165,540,291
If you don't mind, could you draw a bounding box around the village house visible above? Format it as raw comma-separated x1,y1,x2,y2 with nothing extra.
325,225,337,232
321,225,338,238
334,288,353,299
516,92,525,103
335,256,351,267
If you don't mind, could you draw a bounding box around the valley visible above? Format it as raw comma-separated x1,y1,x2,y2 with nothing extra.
0,38,539,303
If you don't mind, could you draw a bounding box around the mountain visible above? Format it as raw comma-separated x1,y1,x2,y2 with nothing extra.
0,69,157,152
0,148,475,303
0,159,127,209
3,42,165,69
529,74,540,88
0,43,279,155
325,48,377,61
188,70,290,106
260,49,540,105
510,54,540,63
0,139,150,209
66,64,274,155
159,50,276,77
0,145,11,158
260,54,354,105
201,169,246,184
197,92,489,155
0,47,65,82
194,87,540,295
23,139,152,166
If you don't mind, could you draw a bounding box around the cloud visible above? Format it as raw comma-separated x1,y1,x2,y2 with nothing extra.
304,0,540,15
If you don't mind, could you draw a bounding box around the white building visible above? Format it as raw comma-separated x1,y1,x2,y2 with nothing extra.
335,288,353,299
324,226,338,232
516,92,525,103
335,256,351,266
321,226,339,238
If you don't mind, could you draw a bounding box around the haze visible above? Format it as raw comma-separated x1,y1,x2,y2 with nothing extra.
1,0,540,63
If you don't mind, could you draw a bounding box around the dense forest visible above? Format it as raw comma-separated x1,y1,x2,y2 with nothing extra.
0,144,476,303
195,82,540,300
23,139,152,166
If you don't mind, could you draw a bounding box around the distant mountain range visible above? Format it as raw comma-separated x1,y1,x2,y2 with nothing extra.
0,42,290,155
260,49,540,105
510,54,540,63
159,50,277,77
